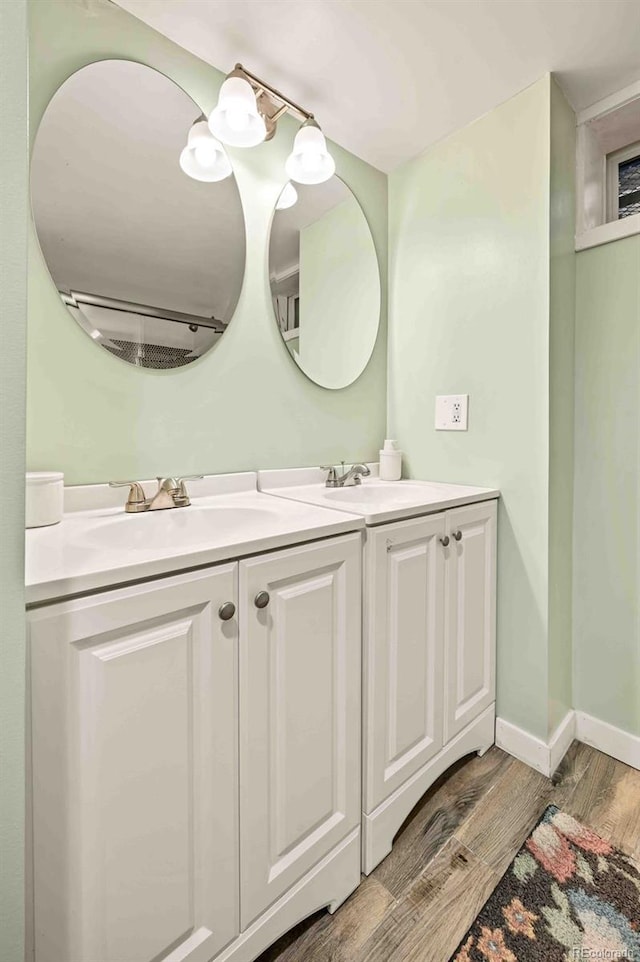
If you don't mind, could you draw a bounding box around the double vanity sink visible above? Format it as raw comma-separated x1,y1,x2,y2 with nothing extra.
26,467,498,962
25,467,497,604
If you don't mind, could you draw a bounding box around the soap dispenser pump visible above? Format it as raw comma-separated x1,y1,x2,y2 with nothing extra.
379,439,402,481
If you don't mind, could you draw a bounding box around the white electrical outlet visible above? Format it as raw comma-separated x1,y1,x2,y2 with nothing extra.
435,394,468,431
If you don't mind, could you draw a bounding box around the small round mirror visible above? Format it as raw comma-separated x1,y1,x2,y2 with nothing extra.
31,60,246,370
268,177,380,389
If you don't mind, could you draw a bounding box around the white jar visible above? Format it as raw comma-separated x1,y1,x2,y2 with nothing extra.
379,440,402,481
25,472,64,528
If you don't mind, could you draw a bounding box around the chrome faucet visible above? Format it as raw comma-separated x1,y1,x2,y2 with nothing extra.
321,462,371,488
109,476,203,513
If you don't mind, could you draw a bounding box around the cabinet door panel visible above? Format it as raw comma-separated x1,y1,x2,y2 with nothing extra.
444,501,497,741
29,567,238,962
364,515,445,812
239,534,361,928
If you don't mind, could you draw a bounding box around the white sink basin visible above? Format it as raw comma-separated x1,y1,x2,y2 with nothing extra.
322,482,444,504
76,504,280,552
259,470,499,526
25,473,367,605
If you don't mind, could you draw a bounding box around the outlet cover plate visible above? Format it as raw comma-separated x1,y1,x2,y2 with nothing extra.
435,394,468,431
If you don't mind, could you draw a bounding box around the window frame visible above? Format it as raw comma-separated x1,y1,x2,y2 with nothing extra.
606,140,640,222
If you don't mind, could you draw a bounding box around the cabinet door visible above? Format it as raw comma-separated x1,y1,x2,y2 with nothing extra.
29,566,238,962
364,515,445,813
239,533,361,928
444,500,497,742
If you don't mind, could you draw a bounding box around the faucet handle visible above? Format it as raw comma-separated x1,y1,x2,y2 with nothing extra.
174,474,204,507
109,481,149,513
156,476,179,491
320,465,339,486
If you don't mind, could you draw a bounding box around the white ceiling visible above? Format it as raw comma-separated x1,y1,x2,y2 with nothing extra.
114,0,640,172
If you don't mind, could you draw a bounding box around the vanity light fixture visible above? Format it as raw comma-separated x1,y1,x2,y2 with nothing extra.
275,182,298,210
179,119,232,181
209,63,335,184
285,120,335,185
209,70,267,147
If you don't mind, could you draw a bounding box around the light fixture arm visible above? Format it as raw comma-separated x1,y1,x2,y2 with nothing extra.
232,63,314,125
207,62,335,182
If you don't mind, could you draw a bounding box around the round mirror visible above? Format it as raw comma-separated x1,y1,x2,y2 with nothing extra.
268,178,380,389
31,60,246,370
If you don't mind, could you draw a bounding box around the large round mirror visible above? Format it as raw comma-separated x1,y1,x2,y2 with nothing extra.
31,60,246,370
268,178,380,389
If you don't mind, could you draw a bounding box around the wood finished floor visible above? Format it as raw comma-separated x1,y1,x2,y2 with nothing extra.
256,743,640,962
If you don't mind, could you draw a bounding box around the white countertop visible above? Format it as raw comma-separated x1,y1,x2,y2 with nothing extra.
26,473,364,606
258,467,499,526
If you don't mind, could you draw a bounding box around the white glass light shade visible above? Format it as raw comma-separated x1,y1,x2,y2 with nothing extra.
208,76,266,147
179,121,232,181
275,182,298,210
285,123,335,185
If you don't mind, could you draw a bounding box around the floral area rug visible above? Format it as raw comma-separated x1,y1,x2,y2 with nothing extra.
450,805,640,961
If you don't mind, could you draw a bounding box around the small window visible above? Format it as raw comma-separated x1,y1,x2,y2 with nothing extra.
607,142,640,221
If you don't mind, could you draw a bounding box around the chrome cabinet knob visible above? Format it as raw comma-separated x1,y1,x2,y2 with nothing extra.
218,601,236,621
254,591,270,609
453,530,463,542
440,535,450,547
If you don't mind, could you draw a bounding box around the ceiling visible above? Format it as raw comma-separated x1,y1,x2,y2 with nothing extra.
114,0,640,172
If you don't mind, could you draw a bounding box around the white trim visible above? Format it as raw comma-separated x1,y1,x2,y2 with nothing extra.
495,711,576,777
497,710,640,774
575,212,640,251
606,140,640,222
577,80,640,126
496,718,548,775
548,711,578,774
575,712,640,770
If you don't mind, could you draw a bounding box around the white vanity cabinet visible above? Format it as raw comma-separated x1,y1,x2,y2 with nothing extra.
239,536,362,929
27,533,362,962
28,566,239,962
362,499,497,874
364,512,445,812
443,502,497,741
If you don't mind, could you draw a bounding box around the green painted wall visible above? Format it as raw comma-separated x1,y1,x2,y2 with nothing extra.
299,194,379,389
0,1,28,959
547,79,576,733
573,235,640,737
27,0,387,484
389,76,578,742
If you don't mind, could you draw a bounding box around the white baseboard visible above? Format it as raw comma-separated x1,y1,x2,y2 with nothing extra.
549,710,578,773
497,709,640,775
496,711,575,777
575,712,640,770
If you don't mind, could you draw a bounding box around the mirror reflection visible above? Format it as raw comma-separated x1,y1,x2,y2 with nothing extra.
31,60,246,370
268,177,380,389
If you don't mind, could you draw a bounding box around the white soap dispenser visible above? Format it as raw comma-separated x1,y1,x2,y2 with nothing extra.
379,439,402,481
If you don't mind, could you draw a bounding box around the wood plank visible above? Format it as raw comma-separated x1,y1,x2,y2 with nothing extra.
563,748,640,860
549,739,593,804
257,743,631,962
256,876,396,962
373,746,512,899
453,740,593,876
453,756,550,874
355,839,499,962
